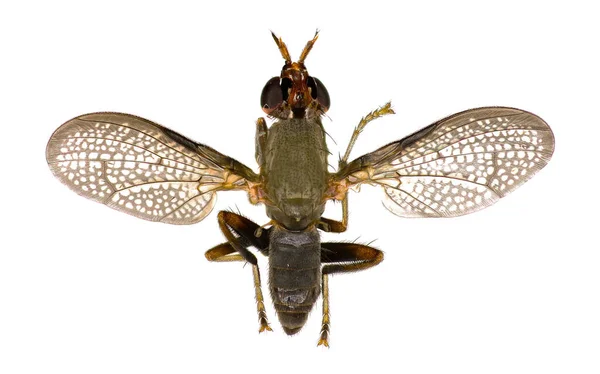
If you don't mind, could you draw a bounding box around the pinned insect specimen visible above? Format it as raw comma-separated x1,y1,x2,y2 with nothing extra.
46,32,555,346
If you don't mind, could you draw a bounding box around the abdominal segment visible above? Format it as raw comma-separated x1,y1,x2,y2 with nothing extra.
268,226,322,335
270,266,320,335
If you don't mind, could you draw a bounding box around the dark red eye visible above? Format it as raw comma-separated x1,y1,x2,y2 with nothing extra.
307,76,330,111
261,77,283,114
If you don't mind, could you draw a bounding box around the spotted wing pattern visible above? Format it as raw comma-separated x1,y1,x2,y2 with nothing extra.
340,107,555,218
46,113,254,224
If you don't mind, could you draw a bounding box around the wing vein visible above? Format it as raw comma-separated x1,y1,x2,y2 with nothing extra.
389,125,541,169
76,118,205,167
389,174,494,190
381,112,523,164
386,149,552,175
159,194,202,222
101,161,117,202
392,188,441,217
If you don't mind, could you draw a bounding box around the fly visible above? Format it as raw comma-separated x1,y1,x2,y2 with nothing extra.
45,32,555,347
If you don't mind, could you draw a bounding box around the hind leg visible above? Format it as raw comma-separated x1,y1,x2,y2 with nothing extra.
205,211,272,332
317,242,384,347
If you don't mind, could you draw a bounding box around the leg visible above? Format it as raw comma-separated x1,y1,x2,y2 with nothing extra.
318,273,331,347
255,117,268,169
214,210,270,264
317,242,384,347
321,103,394,234
317,195,349,233
321,242,383,275
205,211,272,332
340,102,395,165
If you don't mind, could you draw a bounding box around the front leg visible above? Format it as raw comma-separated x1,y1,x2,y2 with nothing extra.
205,211,272,332
320,104,394,234
255,117,268,169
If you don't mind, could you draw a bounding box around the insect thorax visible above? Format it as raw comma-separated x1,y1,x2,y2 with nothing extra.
263,117,329,230
268,226,321,335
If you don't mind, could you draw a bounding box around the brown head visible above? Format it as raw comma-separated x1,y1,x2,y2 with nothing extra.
260,31,330,119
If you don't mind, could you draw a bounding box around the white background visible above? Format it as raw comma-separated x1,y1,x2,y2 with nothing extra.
1,0,598,373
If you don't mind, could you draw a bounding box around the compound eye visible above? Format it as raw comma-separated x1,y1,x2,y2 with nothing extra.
307,76,330,111
260,77,283,114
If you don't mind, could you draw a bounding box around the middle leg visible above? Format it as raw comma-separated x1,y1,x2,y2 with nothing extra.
318,195,349,233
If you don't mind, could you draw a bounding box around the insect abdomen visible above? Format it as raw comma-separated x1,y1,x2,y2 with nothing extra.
268,227,321,335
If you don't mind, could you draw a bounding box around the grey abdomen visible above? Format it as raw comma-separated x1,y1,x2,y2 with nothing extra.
271,267,320,335
268,227,321,335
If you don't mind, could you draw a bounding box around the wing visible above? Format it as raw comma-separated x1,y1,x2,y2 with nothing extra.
334,107,555,218
46,113,258,224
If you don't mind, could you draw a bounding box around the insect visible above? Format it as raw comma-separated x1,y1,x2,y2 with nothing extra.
46,32,555,347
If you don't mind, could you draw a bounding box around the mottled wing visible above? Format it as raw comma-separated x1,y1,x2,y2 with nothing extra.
46,113,257,224
336,107,554,218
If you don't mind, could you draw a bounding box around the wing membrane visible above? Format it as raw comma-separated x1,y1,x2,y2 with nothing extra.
337,107,555,218
46,113,256,224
